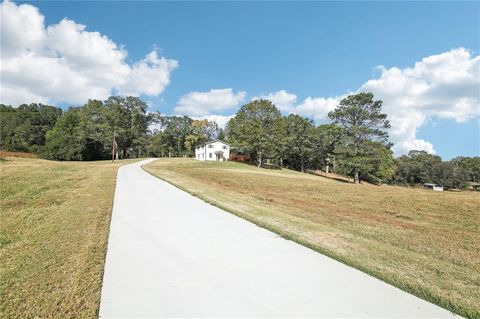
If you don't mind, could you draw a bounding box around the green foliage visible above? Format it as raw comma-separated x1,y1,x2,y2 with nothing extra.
2,93,475,189
450,156,480,183
43,97,155,161
226,99,285,166
0,103,62,153
394,151,477,189
217,128,226,141
394,150,443,185
328,92,391,183
311,124,347,172
147,116,220,157
104,96,152,158
184,119,219,155
44,108,85,160
283,114,315,172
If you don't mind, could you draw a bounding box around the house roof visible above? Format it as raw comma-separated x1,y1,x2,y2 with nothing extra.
196,140,231,148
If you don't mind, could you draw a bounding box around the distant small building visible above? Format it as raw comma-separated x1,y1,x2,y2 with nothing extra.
195,140,230,161
468,182,480,190
424,183,444,192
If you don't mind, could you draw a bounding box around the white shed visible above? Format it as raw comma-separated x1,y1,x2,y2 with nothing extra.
195,140,230,161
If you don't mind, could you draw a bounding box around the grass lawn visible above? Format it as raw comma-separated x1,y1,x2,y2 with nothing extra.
0,156,139,318
143,158,480,319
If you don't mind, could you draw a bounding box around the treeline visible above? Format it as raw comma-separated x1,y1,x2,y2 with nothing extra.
394,151,479,189
224,95,479,189
226,94,394,185
0,97,224,161
1,93,478,189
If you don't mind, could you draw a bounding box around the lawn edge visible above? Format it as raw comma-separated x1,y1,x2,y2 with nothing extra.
141,161,474,319
95,158,146,318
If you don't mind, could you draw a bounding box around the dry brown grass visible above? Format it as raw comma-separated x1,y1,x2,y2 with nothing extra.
0,151,39,158
0,156,139,318
143,158,480,319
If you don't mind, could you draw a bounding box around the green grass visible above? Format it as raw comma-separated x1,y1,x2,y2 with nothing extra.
0,156,139,318
143,158,480,319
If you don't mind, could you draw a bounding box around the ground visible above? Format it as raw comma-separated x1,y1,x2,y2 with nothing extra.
1,156,478,318
100,159,453,318
143,158,480,319
0,156,139,319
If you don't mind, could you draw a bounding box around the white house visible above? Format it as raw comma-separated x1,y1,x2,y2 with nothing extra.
195,140,230,161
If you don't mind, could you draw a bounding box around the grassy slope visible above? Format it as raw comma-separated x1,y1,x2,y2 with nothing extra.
0,157,139,319
143,158,480,319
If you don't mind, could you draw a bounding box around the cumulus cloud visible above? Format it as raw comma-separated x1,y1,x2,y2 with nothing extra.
288,48,479,155
118,51,178,97
0,0,178,105
180,48,478,155
174,88,246,116
360,48,479,154
294,96,344,120
252,90,297,111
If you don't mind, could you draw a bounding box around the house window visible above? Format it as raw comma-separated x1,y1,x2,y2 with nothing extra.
209,153,212,158
222,146,227,150
208,145,213,148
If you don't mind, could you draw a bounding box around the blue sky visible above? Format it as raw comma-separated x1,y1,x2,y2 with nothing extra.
4,1,480,159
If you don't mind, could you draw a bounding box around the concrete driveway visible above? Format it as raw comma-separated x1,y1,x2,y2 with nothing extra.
99,159,455,318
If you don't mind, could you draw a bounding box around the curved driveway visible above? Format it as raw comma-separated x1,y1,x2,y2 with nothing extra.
99,159,455,318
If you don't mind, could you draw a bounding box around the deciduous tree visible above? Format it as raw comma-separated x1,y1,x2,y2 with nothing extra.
226,100,285,167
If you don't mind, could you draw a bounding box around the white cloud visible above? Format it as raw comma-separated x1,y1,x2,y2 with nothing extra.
396,139,436,155
290,48,479,155
360,47,479,155
293,96,344,120
0,0,178,105
118,51,178,97
174,88,246,116
252,90,297,111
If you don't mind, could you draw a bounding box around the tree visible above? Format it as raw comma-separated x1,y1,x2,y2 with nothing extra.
184,119,220,155
394,150,443,185
104,96,151,158
283,114,315,172
42,96,154,161
311,124,347,173
0,105,20,151
226,100,285,167
217,128,226,141
0,103,62,153
432,161,469,189
159,115,193,157
450,156,480,183
78,99,111,160
147,131,169,157
44,108,85,160
328,92,391,183
393,152,477,189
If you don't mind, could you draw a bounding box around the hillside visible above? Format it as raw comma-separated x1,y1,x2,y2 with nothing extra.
143,158,480,318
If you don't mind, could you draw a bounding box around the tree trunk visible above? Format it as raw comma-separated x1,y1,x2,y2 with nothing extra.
325,162,330,174
301,159,304,173
111,130,116,162
257,151,262,167
354,170,360,184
